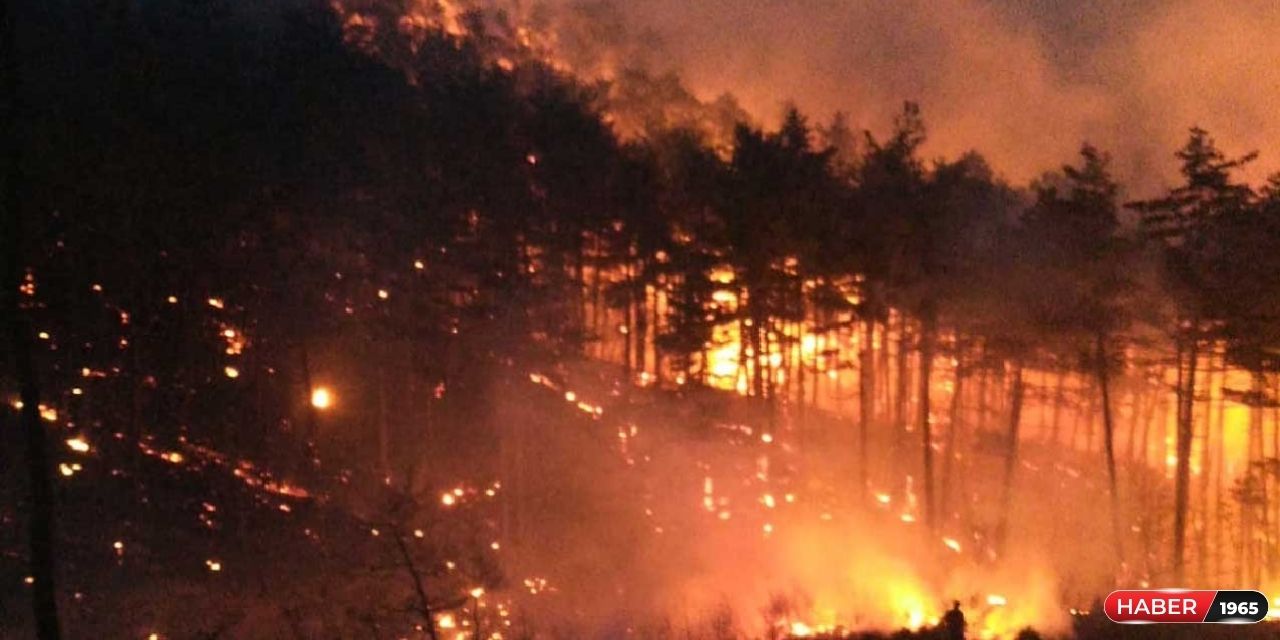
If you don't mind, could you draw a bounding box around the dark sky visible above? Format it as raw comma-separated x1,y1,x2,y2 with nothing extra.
588,0,1280,193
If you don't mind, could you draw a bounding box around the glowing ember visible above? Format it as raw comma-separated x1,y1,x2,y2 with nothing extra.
66,437,90,453
310,387,333,409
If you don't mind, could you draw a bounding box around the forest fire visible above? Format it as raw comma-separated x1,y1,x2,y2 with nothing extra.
7,1,1280,639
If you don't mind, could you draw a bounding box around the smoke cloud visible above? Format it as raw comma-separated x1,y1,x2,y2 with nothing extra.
532,0,1280,194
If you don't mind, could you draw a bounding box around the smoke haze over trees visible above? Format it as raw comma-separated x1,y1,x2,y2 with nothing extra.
4,0,1280,638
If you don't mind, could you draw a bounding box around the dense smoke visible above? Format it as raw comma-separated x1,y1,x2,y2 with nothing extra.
482,0,1280,193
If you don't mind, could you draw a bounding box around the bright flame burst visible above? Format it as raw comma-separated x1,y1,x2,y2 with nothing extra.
310,387,333,410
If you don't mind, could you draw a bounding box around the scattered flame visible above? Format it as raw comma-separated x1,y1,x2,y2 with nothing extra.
310,387,333,410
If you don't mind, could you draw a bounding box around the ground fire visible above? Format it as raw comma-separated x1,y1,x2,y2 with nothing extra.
4,1,1280,639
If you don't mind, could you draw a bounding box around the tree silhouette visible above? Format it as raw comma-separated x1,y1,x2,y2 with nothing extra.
1129,127,1257,584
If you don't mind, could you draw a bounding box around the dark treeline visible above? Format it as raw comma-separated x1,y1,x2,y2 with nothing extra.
6,0,1280,637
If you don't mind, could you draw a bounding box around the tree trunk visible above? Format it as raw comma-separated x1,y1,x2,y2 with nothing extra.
1198,349,1220,582
2,9,62,629
378,359,390,483
998,360,1024,551
1243,371,1265,582
1051,371,1065,445
591,238,603,358
651,280,663,385
635,277,648,378
877,320,890,420
1125,386,1141,461
1272,376,1280,582
750,297,765,399
977,366,989,432
942,353,965,520
895,315,910,445
622,261,633,375
918,310,936,530
300,343,320,466
393,533,439,640
1084,385,1098,453
858,316,874,489
1173,329,1198,584
1213,362,1226,581
1149,378,1167,469
1095,333,1123,564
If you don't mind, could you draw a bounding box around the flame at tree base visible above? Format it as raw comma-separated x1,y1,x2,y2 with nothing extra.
645,512,1068,640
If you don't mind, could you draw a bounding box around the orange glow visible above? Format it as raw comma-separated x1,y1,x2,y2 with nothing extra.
310,387,333,410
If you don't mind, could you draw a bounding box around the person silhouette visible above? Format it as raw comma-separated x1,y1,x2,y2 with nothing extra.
942,600,966,640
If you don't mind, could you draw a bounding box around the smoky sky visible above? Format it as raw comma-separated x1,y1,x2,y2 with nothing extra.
568,0,1280,194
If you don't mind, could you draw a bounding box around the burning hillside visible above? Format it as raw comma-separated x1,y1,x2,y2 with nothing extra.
6,1,1280,639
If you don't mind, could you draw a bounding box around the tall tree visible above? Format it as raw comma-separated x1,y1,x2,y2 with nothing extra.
3,0,61,635
1129,127,1256,583
855,102,927,484
1023,144,1128,561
